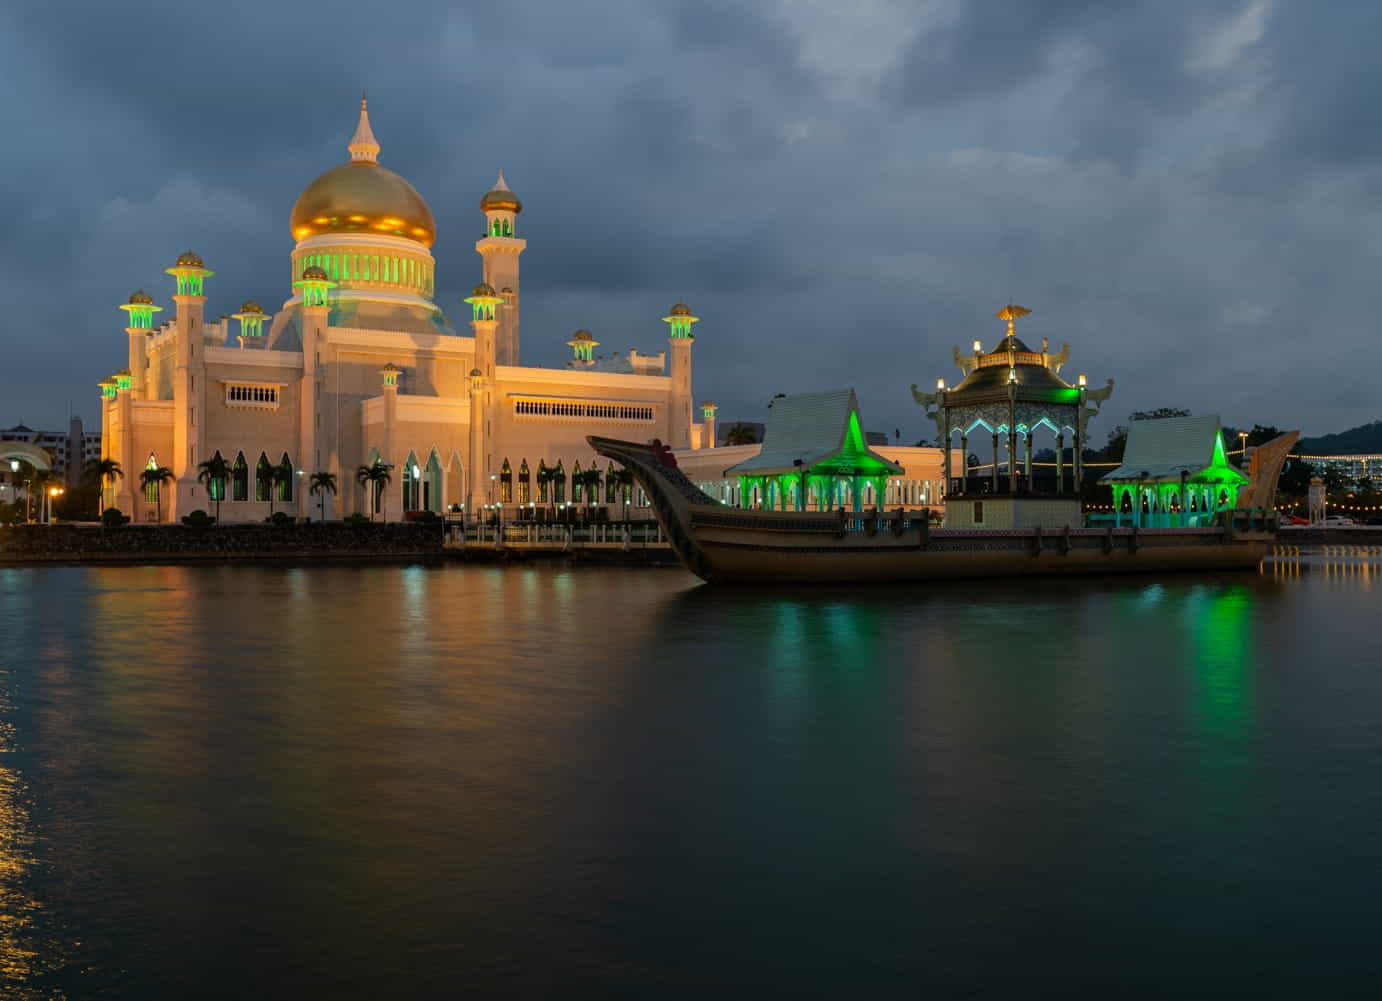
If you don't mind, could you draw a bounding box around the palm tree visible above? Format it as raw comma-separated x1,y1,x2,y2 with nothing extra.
536,464,556,507
724,423,759,446
578,467,602,505
309,471,337,522
85,457,123,513
140,465,174,522
355,461,392,522
195,455,230,521
610,467,635,520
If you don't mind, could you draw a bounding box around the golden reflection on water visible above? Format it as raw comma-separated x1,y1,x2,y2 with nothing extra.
1268,545,1382,586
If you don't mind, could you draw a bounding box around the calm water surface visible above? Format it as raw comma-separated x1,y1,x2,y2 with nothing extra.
1,550,1380,998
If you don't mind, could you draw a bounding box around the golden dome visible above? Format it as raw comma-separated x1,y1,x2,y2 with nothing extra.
290,162,436,247
301,266,329,281
480,170,521,214
471,282,497,297
668,302,693,316
238,299,264,314
569,329,595,341
128,289,153,305
175,250,204,267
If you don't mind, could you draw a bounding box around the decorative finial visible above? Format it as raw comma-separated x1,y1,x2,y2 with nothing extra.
495,168,508,191
348,96,380,164
995,303,1031,339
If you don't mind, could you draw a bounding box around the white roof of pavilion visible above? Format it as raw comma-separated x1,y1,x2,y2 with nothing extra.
1101,414,1247,483
722,388,903,478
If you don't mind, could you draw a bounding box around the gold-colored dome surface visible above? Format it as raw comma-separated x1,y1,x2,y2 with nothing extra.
301,266,329,281
471,282,497,297
175,250,204,267
128,289,153,304
239,299,264,313
570,329,594,341
480,187,521,214
668,302,693,316
290,162,436,247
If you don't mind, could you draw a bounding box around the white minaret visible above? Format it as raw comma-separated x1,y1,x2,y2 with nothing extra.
476,171,526,366
662,303,699,450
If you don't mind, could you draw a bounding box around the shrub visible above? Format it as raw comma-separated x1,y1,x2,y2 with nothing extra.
181,509,216,527
413,510,441,523
268,511,295,526
101,507,130,528
343,512,371,526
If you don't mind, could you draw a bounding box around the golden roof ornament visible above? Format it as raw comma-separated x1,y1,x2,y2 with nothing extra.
996,303,1031,340
128,289,153,305
175,250,204,268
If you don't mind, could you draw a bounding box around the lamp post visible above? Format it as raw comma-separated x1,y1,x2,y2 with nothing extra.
1238,431,1249,467
46,485,64,524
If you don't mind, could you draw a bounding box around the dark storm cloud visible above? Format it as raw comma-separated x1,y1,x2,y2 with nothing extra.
1,0,1379,440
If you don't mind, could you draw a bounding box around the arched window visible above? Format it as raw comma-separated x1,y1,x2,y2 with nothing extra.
207,450,226,502
572,460,583,503
255,453,272,502
143,454,160,503
537,461,549,503
518,460,530,504
500,458,513,503
402,452,420,512
503,219,512,236
277,453,294,502
232,452,248,501
605,464,618,504
554,461,566,504
424,451,443,513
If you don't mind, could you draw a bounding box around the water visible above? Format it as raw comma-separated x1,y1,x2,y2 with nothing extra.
1,550,1380,999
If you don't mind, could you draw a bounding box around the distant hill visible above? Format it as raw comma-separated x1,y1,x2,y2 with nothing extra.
1297,421,1382,455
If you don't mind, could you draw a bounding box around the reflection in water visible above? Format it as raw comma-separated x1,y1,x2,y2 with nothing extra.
1,553,1380,998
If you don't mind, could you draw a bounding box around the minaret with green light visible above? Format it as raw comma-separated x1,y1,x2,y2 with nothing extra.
164,251,213,519
119,290,160,397
293,266,336,517
701,401,718,449
662,302,699,449
566,329,598,367
477,171,526,367
231,300,269,347
465,282,504,502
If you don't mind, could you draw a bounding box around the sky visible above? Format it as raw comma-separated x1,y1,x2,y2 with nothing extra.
2,0,1378,444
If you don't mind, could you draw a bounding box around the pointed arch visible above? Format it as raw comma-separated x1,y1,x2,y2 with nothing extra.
572,460,584,503
518,459,531,505
554,460,566,504
446,451,464,512
420,449,442,513
278,452,294,502
402,450,420,511
500,457,513,504
232,451,249,501
255,452,272,502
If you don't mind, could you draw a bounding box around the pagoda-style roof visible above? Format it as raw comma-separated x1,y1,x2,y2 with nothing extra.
944,332,1080,406
724,389,902,478
1101,415,1248,485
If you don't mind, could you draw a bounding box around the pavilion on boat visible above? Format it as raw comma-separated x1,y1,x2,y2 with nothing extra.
722,389,902,511
912,304,1113,529
1100,415,1248,528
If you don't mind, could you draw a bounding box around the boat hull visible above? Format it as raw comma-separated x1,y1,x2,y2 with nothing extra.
586,435,1274,584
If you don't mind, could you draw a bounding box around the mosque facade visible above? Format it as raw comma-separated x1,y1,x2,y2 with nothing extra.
98,100,709,522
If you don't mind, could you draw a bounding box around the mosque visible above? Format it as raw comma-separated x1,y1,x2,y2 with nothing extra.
97,99,713,522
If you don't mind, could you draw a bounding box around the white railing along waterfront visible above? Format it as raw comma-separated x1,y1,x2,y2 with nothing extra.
445,520,669,548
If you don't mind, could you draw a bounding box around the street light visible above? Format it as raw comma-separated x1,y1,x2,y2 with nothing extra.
46,485,64,524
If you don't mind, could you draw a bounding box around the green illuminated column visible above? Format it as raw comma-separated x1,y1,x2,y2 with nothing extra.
164,251,213,520
119,290,161,398
232,300,270,346
662,303,699,449
566,329,599,367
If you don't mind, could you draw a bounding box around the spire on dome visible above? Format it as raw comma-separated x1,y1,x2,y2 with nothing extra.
495,169,508,190
348,95,380,164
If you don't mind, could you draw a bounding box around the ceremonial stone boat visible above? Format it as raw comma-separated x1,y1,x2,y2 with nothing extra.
588,433,1291,585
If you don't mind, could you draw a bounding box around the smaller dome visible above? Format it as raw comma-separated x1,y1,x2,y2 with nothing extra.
128,289,153,305
471,282,496,297
239,299,265,314
302,266,329,281
570,329,594,341
468,368,483,378
668,302,693,316
175,250,204,268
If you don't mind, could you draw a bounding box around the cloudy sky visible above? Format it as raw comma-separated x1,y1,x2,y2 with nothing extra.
2,0,1377,442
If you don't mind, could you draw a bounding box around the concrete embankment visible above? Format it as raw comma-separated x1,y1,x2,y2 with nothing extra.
0,522,446,565
1275,526,1382,546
